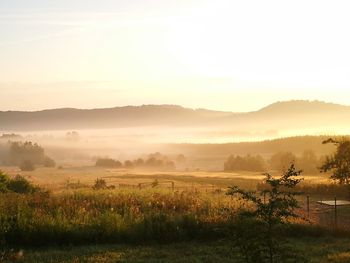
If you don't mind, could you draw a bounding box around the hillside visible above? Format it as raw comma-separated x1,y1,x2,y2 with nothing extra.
1,100,350,133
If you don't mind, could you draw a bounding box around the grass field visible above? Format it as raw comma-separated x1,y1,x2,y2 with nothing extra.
4,237,350,263
1,165,350,262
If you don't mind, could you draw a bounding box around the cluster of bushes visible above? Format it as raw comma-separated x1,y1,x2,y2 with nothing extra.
224,154,266,172
96,153,176,170
1,141,56,171
0,171,38,194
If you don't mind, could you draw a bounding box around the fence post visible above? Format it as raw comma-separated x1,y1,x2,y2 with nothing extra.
334,196,337,230
263,192,266,204
307,195,310,219
171,181,174,191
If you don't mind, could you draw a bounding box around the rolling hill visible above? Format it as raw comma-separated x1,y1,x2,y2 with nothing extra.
0,100,349,133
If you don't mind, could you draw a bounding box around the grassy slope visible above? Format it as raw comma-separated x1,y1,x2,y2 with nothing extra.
6,237,350,263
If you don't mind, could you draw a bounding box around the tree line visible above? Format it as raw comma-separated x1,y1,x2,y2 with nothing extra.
224,150,322,173
95,152,177,170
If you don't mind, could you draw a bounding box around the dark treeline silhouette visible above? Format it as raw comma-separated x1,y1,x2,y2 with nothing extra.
95,152,176,170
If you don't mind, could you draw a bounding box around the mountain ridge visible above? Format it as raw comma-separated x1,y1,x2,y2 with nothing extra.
0,100,349,131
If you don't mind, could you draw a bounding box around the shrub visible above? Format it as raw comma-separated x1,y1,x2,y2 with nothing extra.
0,171,10,193
7,175,37,194
0,171,38,194
93,178,108,190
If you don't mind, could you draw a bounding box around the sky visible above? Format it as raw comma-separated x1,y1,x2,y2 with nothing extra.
1,0,350,112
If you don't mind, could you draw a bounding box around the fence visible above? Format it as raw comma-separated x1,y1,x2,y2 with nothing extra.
301,195,350,231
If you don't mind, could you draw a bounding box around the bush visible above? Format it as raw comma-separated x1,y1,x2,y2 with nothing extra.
0,171,10,193
0,171,38,194
93,178,107,190
19,160,35,171
7,175,37,194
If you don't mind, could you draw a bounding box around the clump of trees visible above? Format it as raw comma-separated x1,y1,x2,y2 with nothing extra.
227,164,304,262
0,171,38,194
224,154,266,172
3,141,56,170
95,158,122,168
95,153,176,170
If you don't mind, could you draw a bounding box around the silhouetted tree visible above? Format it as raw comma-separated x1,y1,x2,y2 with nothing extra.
227,164,303,262
320,138,350,184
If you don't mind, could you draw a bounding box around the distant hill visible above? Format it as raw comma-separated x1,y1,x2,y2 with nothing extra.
1,100,350,132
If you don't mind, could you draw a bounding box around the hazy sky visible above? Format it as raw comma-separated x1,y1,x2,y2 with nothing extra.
1,0,350,112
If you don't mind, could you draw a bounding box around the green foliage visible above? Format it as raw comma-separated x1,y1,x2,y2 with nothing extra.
0,171,38,194
320,138,350,184
0,171,10,193
0,190,231,247
227,164,304,263
224,154,266,172
7,175,37,194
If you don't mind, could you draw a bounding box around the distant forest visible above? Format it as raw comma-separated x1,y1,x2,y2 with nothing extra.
166,136,344,157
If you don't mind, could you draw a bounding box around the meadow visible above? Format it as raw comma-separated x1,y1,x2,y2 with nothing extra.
1,166,350,262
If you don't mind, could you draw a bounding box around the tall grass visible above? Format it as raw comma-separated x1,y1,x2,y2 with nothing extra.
0,189,240,247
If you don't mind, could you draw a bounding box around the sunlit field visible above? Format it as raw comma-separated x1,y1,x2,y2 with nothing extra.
1,164,350,262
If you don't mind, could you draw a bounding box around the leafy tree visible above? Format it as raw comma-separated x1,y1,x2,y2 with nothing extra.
320,138,350,184
227,164,303,263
